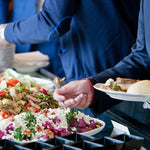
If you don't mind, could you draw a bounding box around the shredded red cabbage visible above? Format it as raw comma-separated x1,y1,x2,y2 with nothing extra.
77,128,90,133
0,130,5,139
77,118,87,128
49,117,61,125
90,120,96,129
42,121,54,131
5,123,14,134
38,134,49,139
56,128,70,136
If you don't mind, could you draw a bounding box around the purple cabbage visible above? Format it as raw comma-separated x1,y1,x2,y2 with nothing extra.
68,116,78,127
38,134,49,139
77,128,90,133
42,121,54,131
56,128,70,136
5,123,14,134
77,118,87,128
48,117,61,125
0,130,5,139
52,117,61,125
90,120,96,129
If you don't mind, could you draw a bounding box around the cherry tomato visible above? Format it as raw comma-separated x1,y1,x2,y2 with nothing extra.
0,90,7,96
52,105,56,109
7,78,22,87
25,103,31,108
37,87,47,95
45,100,50,103
34,107,40,113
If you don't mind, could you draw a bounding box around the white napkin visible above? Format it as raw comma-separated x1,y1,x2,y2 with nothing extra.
111,120,130,137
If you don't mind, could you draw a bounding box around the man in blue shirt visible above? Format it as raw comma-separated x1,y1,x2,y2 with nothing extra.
53,2,150,146
0,0,65,78
53,0,150,121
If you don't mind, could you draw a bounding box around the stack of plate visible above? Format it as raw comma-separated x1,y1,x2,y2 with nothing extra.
0,44,15,72
13,51,49,72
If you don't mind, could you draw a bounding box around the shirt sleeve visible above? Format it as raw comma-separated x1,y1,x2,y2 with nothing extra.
0,25,5,39
4,0,77,44
88,0,150,116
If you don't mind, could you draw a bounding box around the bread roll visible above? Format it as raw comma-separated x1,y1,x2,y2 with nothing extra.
127,80,150,94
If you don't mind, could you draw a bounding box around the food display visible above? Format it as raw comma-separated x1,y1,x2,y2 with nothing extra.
0,107,104,142
0,70,58,119
0,70,105,142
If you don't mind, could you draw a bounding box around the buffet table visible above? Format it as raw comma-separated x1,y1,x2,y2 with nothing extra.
0,68,146,150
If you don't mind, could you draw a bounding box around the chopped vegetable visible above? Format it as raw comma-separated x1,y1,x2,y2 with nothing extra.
2,104,13,109
66,109,78,124
24,111,37,134
13,126,24,141
1,111,10,119
0,90,6,96
37,87,47,95
112,83,121,91
7,78,22,87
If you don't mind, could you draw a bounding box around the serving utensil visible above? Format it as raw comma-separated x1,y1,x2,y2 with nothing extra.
54,77,66,110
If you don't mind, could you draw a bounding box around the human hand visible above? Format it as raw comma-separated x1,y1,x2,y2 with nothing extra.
0,24,9,46
53,79,93,109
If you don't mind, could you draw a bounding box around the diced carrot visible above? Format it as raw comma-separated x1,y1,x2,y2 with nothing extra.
1,111,9,119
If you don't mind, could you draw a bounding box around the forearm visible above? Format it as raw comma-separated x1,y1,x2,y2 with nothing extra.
88,68,122,116
4,0,77,44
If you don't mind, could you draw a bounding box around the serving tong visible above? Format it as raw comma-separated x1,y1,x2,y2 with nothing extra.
53,77,67,110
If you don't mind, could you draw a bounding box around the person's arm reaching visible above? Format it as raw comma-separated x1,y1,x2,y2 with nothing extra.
2,0,77,44
53,79,93,110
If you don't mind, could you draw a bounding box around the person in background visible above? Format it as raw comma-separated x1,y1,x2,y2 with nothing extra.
0,0,140,137
0,0,65,78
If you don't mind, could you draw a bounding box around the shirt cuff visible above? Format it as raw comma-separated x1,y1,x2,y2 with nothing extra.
0,25,6,40
83,78,94,106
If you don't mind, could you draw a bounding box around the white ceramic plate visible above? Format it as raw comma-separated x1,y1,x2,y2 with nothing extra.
81,120,105,136
94,83,150,102
13,61,49,73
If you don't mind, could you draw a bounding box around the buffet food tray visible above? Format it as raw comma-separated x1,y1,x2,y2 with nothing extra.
0,133,143,150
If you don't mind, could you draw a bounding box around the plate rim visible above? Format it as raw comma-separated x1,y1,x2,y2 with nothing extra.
94,83,150,102
80,119,105,136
